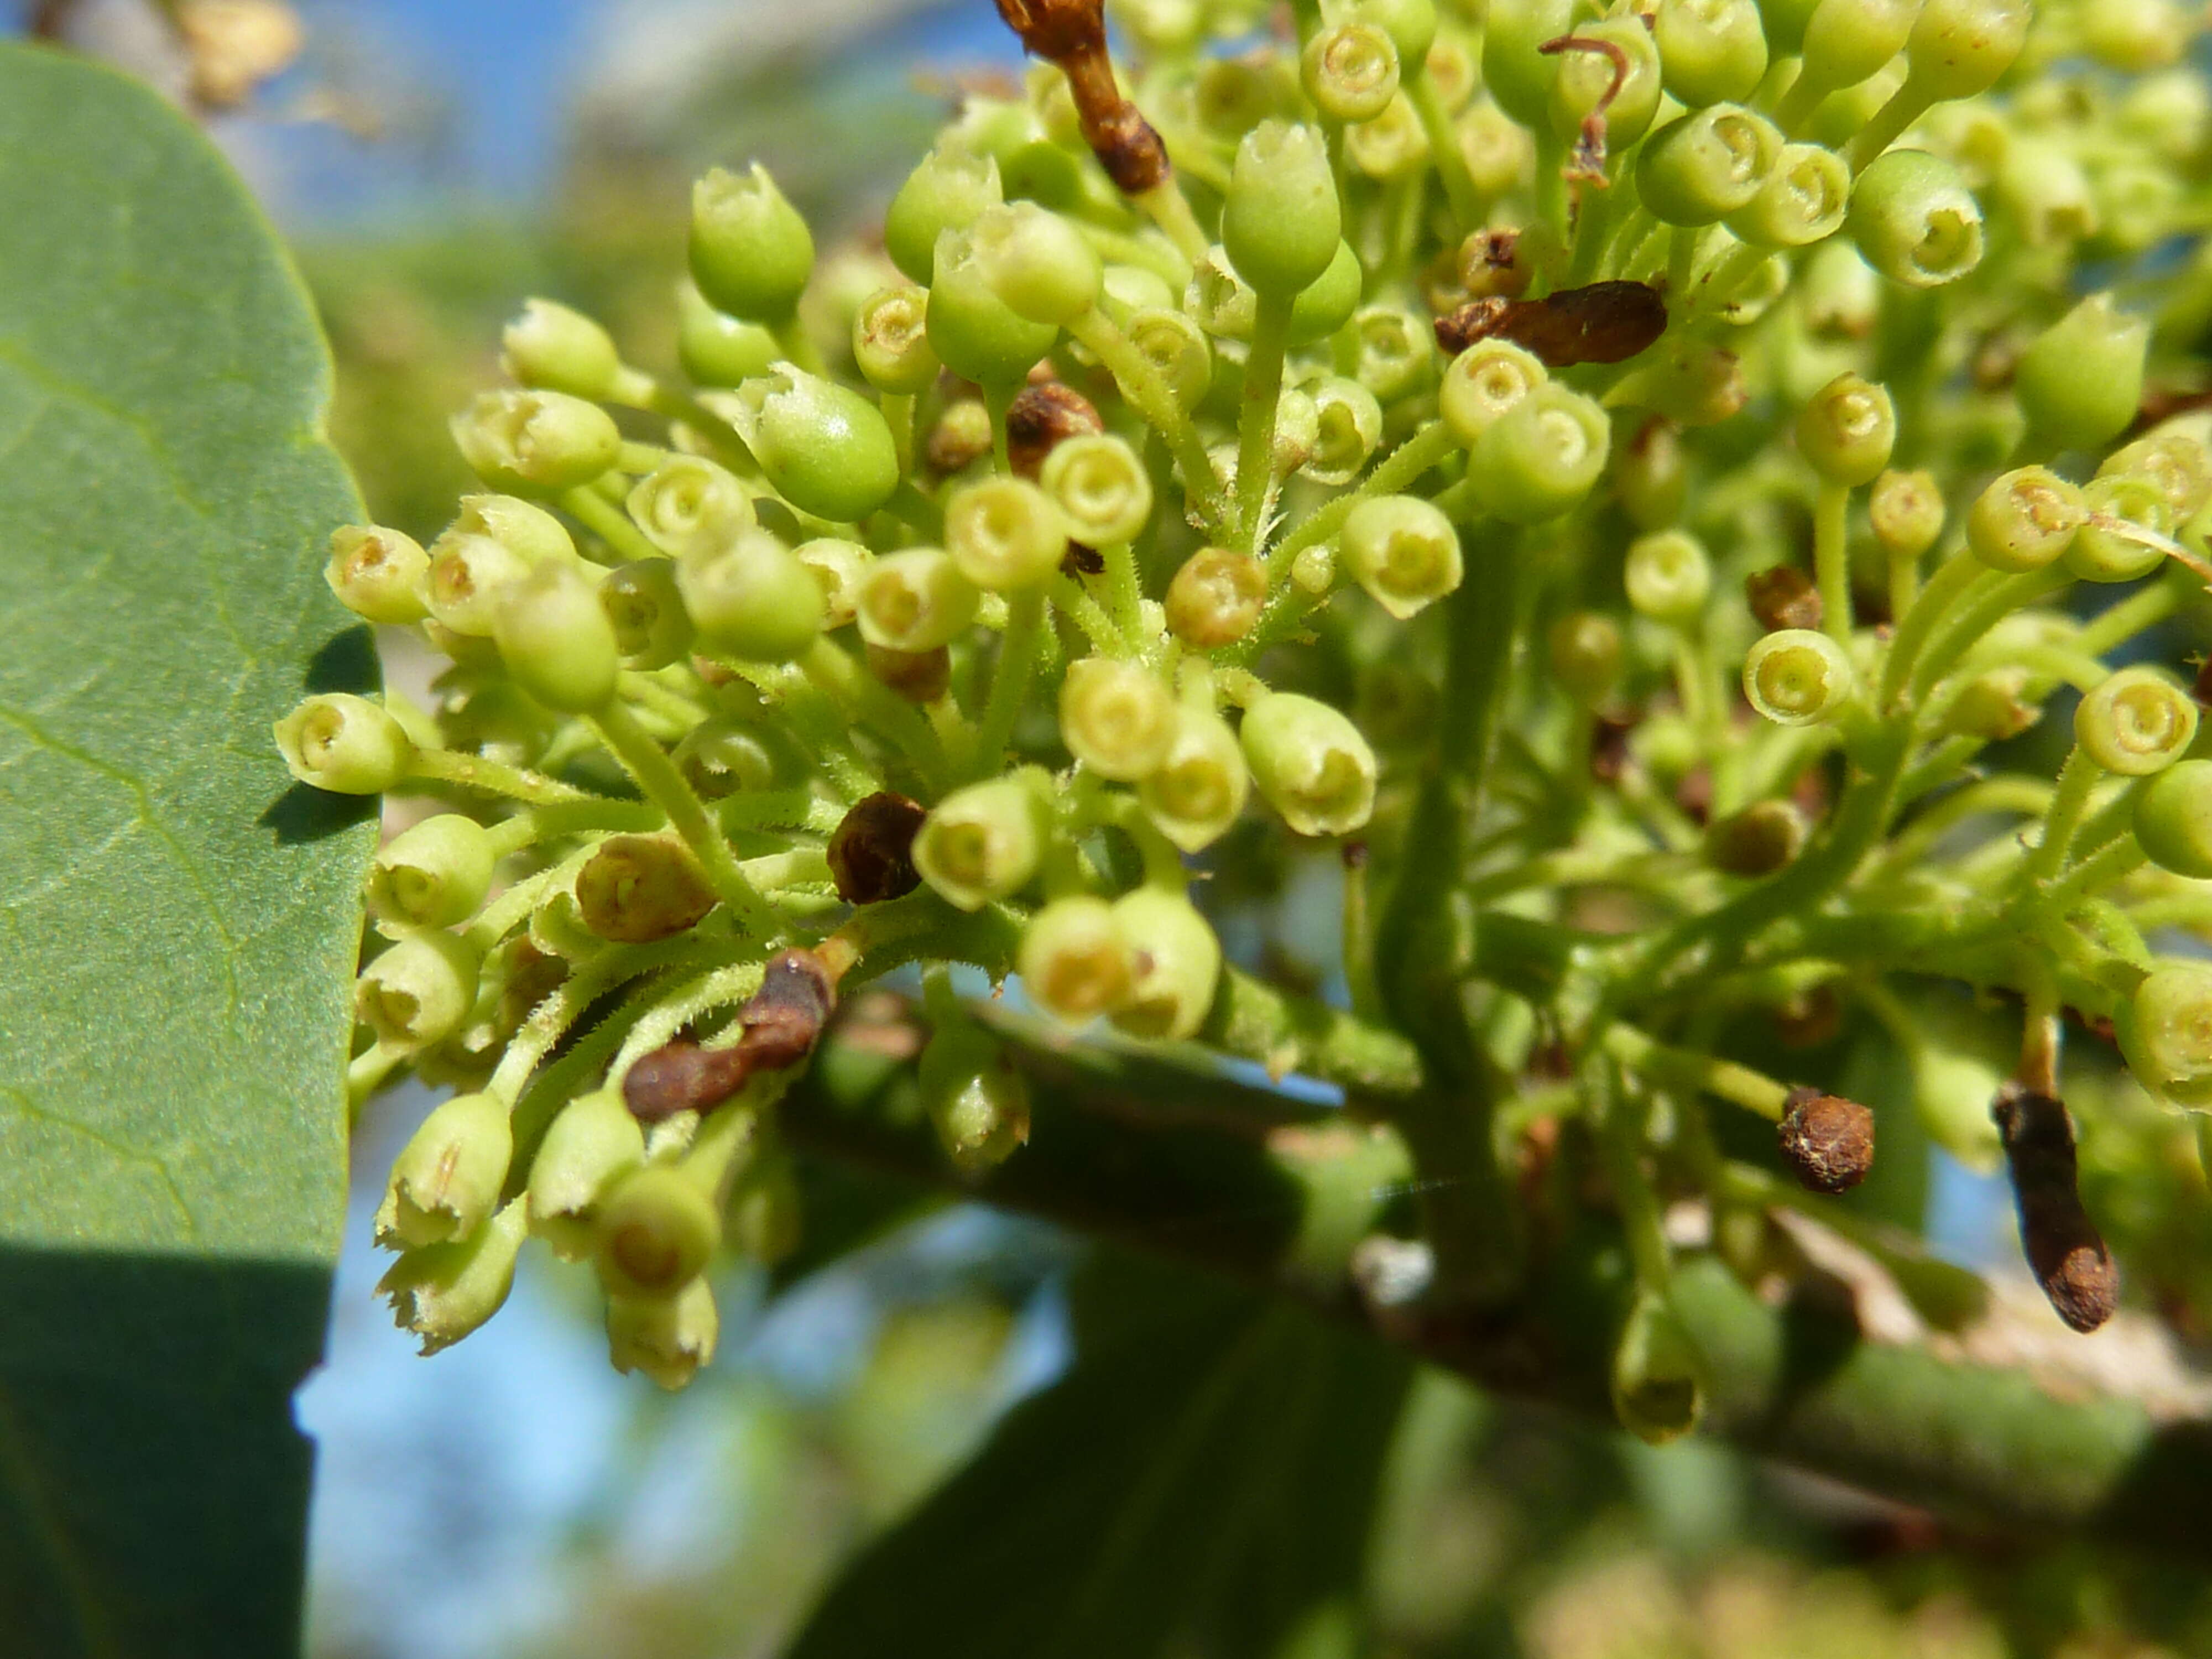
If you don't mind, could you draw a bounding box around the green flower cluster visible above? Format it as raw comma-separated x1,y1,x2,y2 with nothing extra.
282,0,2212,1415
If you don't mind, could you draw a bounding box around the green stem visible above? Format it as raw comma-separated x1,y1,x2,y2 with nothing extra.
590,700,778,936
1408,70,1481,232
408,748,588,806
1066,307,1225,534
972,589,1045,780
1908,567,2073,706
560,487,661,564
983,380,1016,475
1264,420,1458,582
1846,80,1934,172
2025,746,2101,888
1879,550,1990,708
1603,1024,1791,1121
800,637,951,793
1814,481,1854,643
1236,289,1296,551
2075,576,2182,657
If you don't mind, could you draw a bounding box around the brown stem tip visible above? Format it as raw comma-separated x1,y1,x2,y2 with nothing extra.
1434,281,1666,368
995,0,1171,194
624,948,840,1122
1778,1087,1875,1194
1992,1083,2119,1334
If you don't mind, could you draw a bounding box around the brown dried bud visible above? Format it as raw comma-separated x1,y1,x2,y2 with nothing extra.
623,948,841,1123
1434,280,1666,367
1703,799,1807,878
867,641,953,703
1165,546,1268,647
1459,228,1531,300
2193,653,2212,709
1005,381,1104,479
1992,1084,2118,1333
1745,565,1823,633
1778,1088,1875,1194
827,791,928,905
1590,712,1635,784
576,835,717,943
1061,542,1107,576
995,0,1170,195
497,937,568,1034
624,1043,747,1124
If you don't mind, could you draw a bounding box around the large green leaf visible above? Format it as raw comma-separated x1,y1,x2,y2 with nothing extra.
0,43,371,1659
789,1253,1412,1659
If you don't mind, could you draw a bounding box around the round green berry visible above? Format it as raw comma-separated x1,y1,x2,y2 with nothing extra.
729,366,900,523
689,163,814,322
1222,121,1342,297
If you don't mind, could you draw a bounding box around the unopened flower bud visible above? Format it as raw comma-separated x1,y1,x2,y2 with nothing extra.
1240,692,1378,837
920,1024,1032,1172
1869,468,1944,560
377,1199,527,1355
968,200,1103,327
1905,0,2030,101
2067,475,2171,584
1224,121,1341,296
1109,888,1223,1042
914,776,1050,910
2015,294,2150,453
451,389,621,494
528,1087,648,1260
690,163,815,321
1547,611,1623,706
1704,800,1807,878
1942,667,2039,741
885,145,1003,284
1652,0,1768,106
1611,1285,1703,1444
494,561,620,714
607,1276,719,1389
1624,529,1712,624
500,298,627,400
928,226,1062,387
371,814,496,930
2135,759,2212,879
275,693,413,795
676,281,780,387
1548,16,1662,149
853,285,942,395
1166,549,1267,648
728,366,899,523
326,525,431,625
680,529,825,662
1796,372,1895,486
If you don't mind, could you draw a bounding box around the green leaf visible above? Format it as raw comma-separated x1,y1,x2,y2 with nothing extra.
0,44,371,1659
789,1252,1412,1659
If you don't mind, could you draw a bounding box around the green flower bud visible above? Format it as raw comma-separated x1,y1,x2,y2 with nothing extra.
1020,895,1136,1022
1483,0,1575,125
968,201,1103,327
1141,703,1250,851
1109,888,1223,1043
1241,691,1378,837
1441,338,1547,445
596,1164,721,1300
494,561,620,714
607,1277,719,1390
1457,101,1536,201
2135,759,2212,879
1941,666,2039,742
728,366,899,522
914,776,1050,909
1652,0,1768,106
1352,305,1435,403
1548,17,1663,149
793,537,875,630
1635,106,1781,227
1547,611,1624,706
1796,372,1896,486
376,1199,526,1356
689,163,814,321
1848,149,1984,288
2124,961,2212,1104
426,535,532,639
1303,21,1400,122
1905,0,2031,101
628,456,754,561
2077,667,2198,777
1342,495,1463,619
1287,241,1364,346
679,528,825,662
886,145,1004,284
356,930,482,1051
852,285,942,395
1624,529,1713,624
1611,1286,1704,1444
1061,657,1180,780
920,1024,1032,1172
1196,53,1298,137
946,476,1069,591
1797,239,1881,338
675,281,780,388
600,559,695,670
2015,294,2150,453
1223,121,1342,297
2103,431,2212,523
1468,383,1611,523
1744,628,1855,725
500,298,625,400
275,693,413,795
674,718,778,799
1869,468,1944,560
2065,475,2171,584
451,492,578,567
1326,0,1437,64
1041,433,1154,547
1618,418,1687,530
371,814,497,930
1165,548,1267,649
576,834,717,943
451,389,621,495
1967,467,2085,572
1728,142,1850,248
1797,0,1918,97
1704,798,1808,875
326,524,430,625
375,1090,513,1250
927,226,1061,387
528,1087,648,1261
857,546,982,652
1303,376,1385,488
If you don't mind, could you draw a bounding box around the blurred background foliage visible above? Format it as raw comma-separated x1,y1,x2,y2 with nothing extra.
16,1,2212,1655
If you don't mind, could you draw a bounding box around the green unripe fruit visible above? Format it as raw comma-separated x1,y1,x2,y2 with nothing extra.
1744,628,1855,725
1624,529,1713,624
500,298,626,400
606,1277,719,1390
857,547,982,652
1482,0,1575,126
1797,0,1918,97
946,477,1069,591
1287,241,1364,346
689,163,815,321
451,389,622,494
1342,495,1463,619
356,929,482,1051
729,366,900,522
852,285,941,396
885,145,1003,283
1241,691,1379,837
2015,294,2150,453
1060,658,1180,780
1020,895,1136,1022
1635,106,1780,226
376,1201,526,1357
2135,760,2212,879
2065,476,2171,584
919,1024,1032,1172
1109,888,1224,1043
527,1087,647,1261
1796,372,1896,486
1303,22,1400,123
2124,961,2212,1104
1547,611,1624,706
327,524,431,625
376,1091,513,1251
1729,143,1850,248
1223,121,1342,297
493,561,620,714
678,529,825,662
2077,667,2199,777
1905,0,2031,101
1468,384,1611,523
675,282,779,387
928,226,1061,386
1141,704,1250,852
914,776,1050,910
968,201,1103,327
594,1165,721,1300
1967,467,2085,572
1441,338,1547,445
275,693,413,795
371,815,497,930
1848,149,1984,288
1548,18,1662,149
1652,0,1768,106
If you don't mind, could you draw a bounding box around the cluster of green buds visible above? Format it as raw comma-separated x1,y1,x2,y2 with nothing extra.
284,0,2212,1416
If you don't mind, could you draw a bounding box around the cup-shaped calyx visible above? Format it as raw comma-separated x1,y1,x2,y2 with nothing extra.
2075,666,2198,776
377,1091,514,1250
1240,691,1378,837
913,775,1052,910
275,693,413,795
